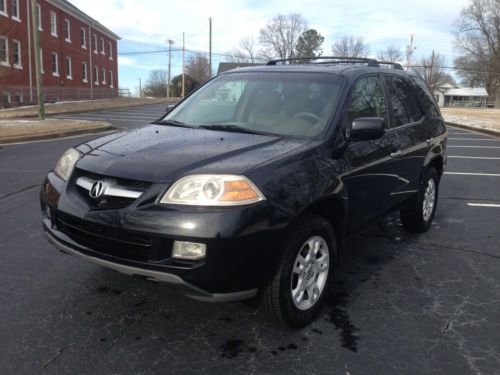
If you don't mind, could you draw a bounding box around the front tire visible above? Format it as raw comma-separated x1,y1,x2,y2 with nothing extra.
400,167,439,233
259,214,337,328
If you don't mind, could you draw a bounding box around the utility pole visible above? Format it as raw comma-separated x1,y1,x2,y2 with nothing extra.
405,34,416,70
429,50,435,90
209,17,212,78
30,0,44,120
182,32,185,98
167,39,174,98
138,77,142,97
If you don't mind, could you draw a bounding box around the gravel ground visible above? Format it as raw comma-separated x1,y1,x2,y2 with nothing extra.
441,108,500,134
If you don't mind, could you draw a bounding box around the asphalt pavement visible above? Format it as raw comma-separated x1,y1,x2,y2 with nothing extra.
0,104,499,374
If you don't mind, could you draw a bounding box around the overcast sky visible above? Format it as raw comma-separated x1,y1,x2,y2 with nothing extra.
70,0,471,93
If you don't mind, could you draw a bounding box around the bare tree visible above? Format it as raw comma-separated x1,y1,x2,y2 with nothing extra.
412,51,454,91
295,29,324,60
186,53,211,83
453,0,500,107
331,36,369,58
259,13,308,59
377,45,403,63
228,37,259,63
143,70,168,98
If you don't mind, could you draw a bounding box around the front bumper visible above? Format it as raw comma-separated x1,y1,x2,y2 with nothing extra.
41,172,286,302
43,227,256,302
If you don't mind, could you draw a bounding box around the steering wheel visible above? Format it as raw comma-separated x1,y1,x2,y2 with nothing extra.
292,112,323,124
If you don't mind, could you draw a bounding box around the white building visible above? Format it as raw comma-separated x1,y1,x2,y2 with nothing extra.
433,84,489,107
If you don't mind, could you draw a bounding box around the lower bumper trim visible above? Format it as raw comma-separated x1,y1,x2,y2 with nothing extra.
44,229,257,303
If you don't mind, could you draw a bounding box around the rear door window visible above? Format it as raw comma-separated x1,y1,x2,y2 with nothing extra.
346,75,387,127
385,76,424,127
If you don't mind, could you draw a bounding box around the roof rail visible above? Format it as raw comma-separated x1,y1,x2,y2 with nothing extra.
266,56,405,70
266,56,380,67
377,61,404,70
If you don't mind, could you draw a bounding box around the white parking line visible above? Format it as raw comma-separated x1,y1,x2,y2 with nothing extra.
445,172,500,177
448,146,500,149
467,203,500,208
447,138,499,141
60,116,150,122
448,156,500,160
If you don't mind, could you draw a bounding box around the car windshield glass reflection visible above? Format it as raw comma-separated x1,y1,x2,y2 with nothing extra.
162,72,345,137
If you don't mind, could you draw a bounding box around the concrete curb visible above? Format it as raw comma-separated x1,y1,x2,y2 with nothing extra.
446,122,500,138
0,124,116,145
0,99,179,120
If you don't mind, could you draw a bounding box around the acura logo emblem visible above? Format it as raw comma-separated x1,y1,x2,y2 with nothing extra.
89,181,105,199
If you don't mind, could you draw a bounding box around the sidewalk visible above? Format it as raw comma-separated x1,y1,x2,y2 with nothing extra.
0,119,114,144
0,97,179,119
441,107,500,136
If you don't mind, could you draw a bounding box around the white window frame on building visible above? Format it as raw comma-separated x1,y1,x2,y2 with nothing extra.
108,41,113,60
14,92,23,102
80,27,86,49
100,37,105,54
82,61,88,82
50,11,57,37
93,34,97,54
36,3,42,30
0,0,8,17
12,39,21,68
64,19,71,42
39,48,44,73
102,67,106,84
11,0,20,21
94,65,99,85
109,70,113,88
51,52,59,77
65,56,72,79
0,36,9,66
2,92,11,104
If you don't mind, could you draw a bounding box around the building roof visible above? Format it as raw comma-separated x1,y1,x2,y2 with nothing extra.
217,62,262,74
444,87,489,97
48,0,120,41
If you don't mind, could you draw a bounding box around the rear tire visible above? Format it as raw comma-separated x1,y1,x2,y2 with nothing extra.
259,214,337,328
400,167,439,233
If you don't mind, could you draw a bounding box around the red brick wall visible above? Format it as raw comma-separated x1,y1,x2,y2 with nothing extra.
0,0,118,103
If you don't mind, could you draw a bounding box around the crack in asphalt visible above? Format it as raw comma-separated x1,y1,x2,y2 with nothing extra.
415,241,500,261
0,184,40,200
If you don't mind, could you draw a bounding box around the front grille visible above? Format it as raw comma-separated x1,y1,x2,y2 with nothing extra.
56,212,172,262
72,168,152,210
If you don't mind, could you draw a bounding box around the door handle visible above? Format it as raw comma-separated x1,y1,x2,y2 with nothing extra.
426,138,434,145
390,150,402,158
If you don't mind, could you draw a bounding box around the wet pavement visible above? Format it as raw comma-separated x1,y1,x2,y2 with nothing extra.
0,110,499,374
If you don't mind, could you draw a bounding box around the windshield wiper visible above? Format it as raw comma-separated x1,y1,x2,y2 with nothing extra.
153,119,192,128
199,124,267,135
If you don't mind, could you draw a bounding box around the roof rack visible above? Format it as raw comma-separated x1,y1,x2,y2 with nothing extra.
266,56,404,70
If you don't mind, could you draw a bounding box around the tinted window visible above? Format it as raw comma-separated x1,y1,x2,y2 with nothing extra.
409,76,440,119
346,76,387,126
385,76,424,126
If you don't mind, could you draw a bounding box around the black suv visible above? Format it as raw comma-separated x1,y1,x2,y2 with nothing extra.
41,57,447,328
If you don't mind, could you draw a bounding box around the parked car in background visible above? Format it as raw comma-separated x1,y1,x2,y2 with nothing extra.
41,57,447,327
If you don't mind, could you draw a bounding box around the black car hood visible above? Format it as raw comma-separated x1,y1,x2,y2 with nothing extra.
75,125,309,182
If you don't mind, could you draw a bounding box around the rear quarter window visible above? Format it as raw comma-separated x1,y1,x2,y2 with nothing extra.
384,76,424,127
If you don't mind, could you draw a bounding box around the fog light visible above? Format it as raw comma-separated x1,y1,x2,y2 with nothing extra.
172,241,206,260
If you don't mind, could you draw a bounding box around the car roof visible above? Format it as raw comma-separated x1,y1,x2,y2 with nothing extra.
219,63,415,80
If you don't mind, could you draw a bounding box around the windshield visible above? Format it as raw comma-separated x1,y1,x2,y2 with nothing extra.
161,72,345,137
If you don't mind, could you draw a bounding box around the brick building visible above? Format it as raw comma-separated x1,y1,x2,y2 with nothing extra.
0,0,120,106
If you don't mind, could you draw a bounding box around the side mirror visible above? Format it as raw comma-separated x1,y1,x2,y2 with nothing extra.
349,117,384,141
165,104,176,113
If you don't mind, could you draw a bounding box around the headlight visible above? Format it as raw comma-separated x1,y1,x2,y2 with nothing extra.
54,148,80,181
160,175,265,206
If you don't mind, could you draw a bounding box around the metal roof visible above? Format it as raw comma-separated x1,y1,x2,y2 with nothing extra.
444,88,489,97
